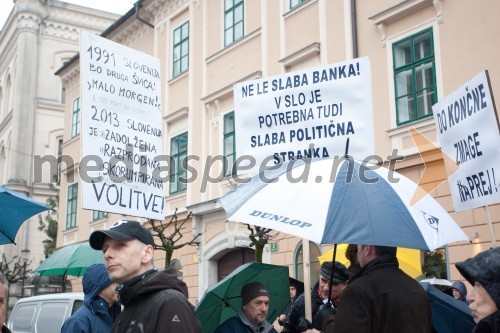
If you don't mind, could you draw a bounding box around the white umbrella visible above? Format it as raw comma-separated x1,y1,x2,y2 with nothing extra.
219,158,469,251
420,278,452,286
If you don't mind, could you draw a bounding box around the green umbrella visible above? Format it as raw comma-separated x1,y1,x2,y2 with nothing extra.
196,262,290,333
35,242,104,277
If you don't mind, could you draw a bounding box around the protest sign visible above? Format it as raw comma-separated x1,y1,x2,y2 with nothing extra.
80,30,164,219
432,71,500,212
233,57,374,175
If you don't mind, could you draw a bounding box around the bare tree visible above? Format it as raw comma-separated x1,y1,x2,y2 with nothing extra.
0,254,32,306
147,209,202,268
246,224,279,263
0,254,32,285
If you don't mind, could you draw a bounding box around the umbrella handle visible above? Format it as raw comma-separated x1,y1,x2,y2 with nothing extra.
327,244,338,305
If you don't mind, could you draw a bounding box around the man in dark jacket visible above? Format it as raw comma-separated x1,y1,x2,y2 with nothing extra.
282,261,349,332
456,247,500,333
89,220,201,333
329,245,431,333
278,278,304,326
214,281,277,333
0,272,11,333
61,264,120,333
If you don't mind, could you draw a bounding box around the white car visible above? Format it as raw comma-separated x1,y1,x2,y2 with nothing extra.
7,292,84,333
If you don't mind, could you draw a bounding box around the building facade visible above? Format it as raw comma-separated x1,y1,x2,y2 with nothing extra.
0,0,120,305
56,0,499,306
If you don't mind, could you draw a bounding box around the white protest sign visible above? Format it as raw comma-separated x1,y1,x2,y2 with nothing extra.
80,30,164,219
432,71,500,212
233,57,374,174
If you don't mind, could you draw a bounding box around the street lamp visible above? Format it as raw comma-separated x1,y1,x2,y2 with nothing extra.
20,249,30,298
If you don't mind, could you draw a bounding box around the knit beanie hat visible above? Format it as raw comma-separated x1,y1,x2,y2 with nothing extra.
241,281,270,305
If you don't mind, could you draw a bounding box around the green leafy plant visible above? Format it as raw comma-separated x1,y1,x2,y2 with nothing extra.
38,181,59,258
422,248,447,278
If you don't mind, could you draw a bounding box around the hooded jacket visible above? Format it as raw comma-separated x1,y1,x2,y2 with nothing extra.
331,253,431,333
456,247,500,333
61,264,120,333
281,282,324,332
451,280,468,302
111,268,201,333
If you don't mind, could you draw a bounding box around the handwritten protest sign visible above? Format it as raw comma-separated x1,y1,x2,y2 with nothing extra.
234,57,374,174
80,30,164,219
432,71,500,212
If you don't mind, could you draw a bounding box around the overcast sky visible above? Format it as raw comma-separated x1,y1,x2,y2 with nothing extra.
0,0,136,30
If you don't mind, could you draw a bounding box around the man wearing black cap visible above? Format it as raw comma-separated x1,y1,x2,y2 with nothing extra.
214,281,278,333
282,261,349,333
330,245,431,333
89,220,201,333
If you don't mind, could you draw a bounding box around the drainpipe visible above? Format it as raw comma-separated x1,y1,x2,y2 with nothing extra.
351,0,358,58
26,0,51,250
135,1,154,28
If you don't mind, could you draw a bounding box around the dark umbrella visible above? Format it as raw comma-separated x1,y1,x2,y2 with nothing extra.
0,185,51,245
195,262,289,333
419,282,474,333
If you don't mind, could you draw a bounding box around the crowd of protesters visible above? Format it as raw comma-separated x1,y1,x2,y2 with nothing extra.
1,219,497,333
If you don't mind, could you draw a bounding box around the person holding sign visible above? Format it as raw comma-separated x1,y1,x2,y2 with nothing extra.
89,220,201,333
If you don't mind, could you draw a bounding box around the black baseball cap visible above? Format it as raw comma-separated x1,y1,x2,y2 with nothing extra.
89,220,155,250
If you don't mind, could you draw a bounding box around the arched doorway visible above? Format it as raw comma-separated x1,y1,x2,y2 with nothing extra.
294,241,321,287
217,248,255,281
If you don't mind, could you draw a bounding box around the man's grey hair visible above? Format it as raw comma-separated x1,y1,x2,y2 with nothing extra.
0,271,7,288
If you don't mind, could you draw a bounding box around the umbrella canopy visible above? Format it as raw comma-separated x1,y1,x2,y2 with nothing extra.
420,277,452,286
195,262,289,333
219,158,469,251
419,282,474,333
35,242,104,277
0,185,51,245
317,244,423,279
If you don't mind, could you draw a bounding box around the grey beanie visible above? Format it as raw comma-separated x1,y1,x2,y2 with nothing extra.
241,281,269,305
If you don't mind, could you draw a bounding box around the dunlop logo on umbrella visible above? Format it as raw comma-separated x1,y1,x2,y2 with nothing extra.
422,212,439,231
249,210,312,228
